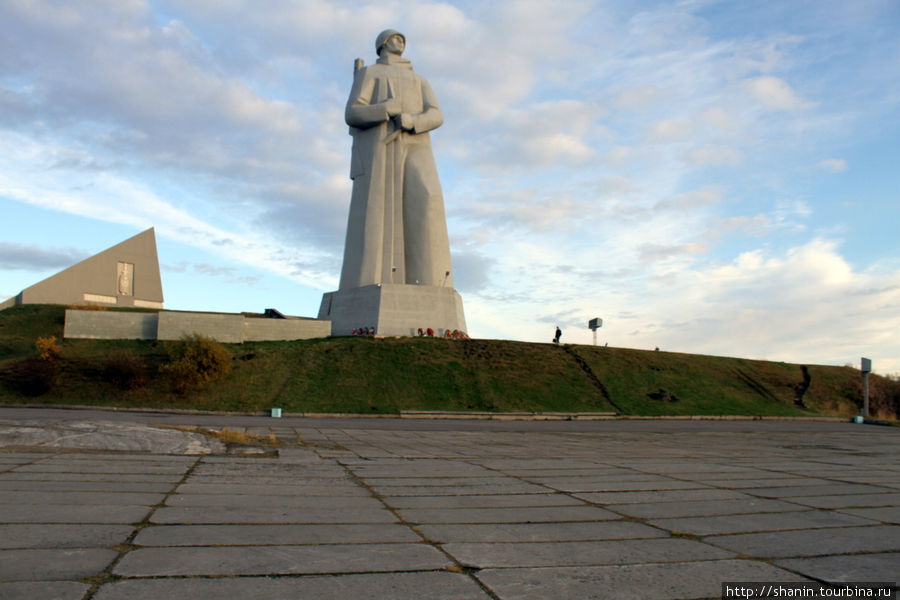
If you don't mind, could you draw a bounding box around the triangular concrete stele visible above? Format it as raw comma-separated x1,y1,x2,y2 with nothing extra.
1,228,164,310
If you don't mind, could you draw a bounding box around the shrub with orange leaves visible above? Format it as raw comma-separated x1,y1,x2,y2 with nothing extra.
35,336,62,361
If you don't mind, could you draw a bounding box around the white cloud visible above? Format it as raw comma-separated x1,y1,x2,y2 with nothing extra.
0,242,87,271
573,238,900,371
613,86,662,111
648,119,692,141
458,99,601,171
712,214,773,237
655,186,724,211
639,241,709,263
605,146,636,164
0,135,337,289
700,107,736,130
685,146,744,166
774,199,813,228
745,76,816,111
819,158,848,172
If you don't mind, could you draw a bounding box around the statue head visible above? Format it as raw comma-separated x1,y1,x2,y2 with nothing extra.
375,29,405,56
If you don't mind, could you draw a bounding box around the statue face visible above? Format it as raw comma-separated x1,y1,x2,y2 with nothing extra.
383,34,405,55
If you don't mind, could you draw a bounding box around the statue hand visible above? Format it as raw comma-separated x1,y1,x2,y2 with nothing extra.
383,97,402,117
397,113,415,131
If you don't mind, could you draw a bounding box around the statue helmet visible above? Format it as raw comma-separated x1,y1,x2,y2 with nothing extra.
375,29,405,54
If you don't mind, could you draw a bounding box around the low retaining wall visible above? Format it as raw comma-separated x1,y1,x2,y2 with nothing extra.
157,312,244,343
243,317,330,341
64,309,330,343
64,310,158,340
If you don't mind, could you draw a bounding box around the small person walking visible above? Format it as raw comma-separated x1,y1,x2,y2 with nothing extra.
553,326,562,344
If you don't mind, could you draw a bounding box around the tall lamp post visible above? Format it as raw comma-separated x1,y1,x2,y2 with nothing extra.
588,318,602,346
861,357,871,418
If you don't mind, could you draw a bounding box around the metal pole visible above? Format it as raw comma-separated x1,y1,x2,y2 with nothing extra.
861,357,872,418
863,372,869,418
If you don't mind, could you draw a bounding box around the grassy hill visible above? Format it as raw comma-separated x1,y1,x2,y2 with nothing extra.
1,304,897,419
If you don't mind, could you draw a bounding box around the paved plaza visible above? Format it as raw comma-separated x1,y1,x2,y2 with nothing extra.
0,410,898,599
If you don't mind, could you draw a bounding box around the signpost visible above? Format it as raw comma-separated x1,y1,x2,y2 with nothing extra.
588,318,602,346
861,357,871,418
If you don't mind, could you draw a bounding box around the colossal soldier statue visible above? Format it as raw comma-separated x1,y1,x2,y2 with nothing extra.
339,29,453,289
319,29,467,336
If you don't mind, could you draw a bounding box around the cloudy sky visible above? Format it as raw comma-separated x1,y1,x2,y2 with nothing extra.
2,0,899,373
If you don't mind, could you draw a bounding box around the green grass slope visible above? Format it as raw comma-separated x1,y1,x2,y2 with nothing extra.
1,304,897,419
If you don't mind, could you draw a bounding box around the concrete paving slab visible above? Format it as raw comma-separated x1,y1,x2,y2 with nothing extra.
133,523,420,546
489,468,631,477
94,571,491,600
349,465,494,478
706,525,900,557
691,477,836,488
775,553,900,583
384,493,583,509
398,505,618,524
113,543,451,576
0,547,119,581
201,450,322,463
669,471,813,481
0,581,90,600
362,476,518,486
442,538,733,568
164,493,382,509
191,464,346,477
573,488,748,504
648,510,878,536
0,480,174,492
0,472,182,483
615,463,759,474
34,454,194,464
521,469,683,478
783,492,900,509
742,484,892,498
473,459,613,470
0,454,52,463
530,478,706,493
150,505,397,524
0,491,165,505
183,475,357,486
418,521,668,543
2,504,152,524
829,474,900,484
475,560,812,600
367,482,550,496
608,497,805,519
187,467,351,477
838,507,900,524
0,524,134,549
173,482,371,496
13,462,191,474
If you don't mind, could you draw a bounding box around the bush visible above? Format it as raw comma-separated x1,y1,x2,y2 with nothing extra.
103,350,147,390
160,334,232,395
869,376,900,420
2,336,65,396
35,336,62,361
6,357,60,396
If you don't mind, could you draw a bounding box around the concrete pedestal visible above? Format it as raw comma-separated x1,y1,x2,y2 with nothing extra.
318,284,466,336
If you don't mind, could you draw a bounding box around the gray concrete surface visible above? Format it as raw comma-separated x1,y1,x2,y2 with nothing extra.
0,409,898,599
0,420,225,454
